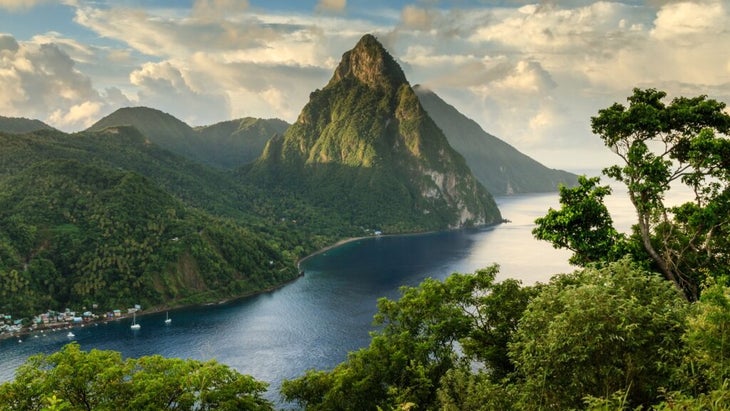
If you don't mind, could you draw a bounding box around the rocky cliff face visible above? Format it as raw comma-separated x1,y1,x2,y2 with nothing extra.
251,34,501,232
330,34,407,91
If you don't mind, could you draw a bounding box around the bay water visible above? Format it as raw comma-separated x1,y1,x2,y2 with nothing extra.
0,191,580,403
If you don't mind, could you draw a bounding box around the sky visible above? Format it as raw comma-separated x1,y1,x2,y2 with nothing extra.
0,0,728,171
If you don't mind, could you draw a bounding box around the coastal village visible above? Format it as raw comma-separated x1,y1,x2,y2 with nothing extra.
0,305,143,340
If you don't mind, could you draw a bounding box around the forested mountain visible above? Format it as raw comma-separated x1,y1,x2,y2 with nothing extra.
194,117,290,168
247,34,501,232
0,127,253,219
87,107,197,158
0,115,55,134
414,86,578,195
0,160,296,316
0,127,340,319
0,158,296,317
88,107,289,169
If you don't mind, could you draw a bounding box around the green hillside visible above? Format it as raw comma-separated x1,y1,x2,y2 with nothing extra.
87,106,200,161
0,158,298,318
0,115,55,134
414,86,578,194
248,34,501,233
0,127,253,219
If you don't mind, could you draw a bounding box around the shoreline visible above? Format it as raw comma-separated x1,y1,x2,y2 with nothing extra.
296,235,369,268
3,222,505,343
296,220,505,269
1,271,305,343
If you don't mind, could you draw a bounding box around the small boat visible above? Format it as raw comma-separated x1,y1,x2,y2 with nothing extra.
130,312,141,330
67,332,75,338
164,312,171,325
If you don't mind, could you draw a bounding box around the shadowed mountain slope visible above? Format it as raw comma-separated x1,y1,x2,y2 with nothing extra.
414,86,578,195
88,107,288,169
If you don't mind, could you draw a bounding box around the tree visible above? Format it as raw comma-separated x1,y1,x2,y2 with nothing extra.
281,266,536,410
533,175,626,266
679,279,730,393
591,88,730,300
436,368,516,411
0,343,273,411
509,258,688,410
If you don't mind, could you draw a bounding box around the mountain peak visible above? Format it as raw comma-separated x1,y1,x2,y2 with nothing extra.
329,34,407,90
251,34,501,231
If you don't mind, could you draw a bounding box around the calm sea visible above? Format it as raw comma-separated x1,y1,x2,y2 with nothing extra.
0,190,596,404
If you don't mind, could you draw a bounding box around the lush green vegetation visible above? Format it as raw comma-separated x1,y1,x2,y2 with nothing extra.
0,158,297,318
414,85,578,195
280,259,730,410
0,343,273,410
247,34,501,232
194,117,290,168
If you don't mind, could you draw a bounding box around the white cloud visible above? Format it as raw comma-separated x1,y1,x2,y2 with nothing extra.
73,5,280,59
29,32,94,63
192,0,249,21
66,1,376,126
491,60,556,93
0,0,47,11
400,6,435,31
650,1,726,42
49,100,102,129
0,34,19,52
470,2,647,58
130,61,231,126
185,51,330,121
0,34,127,130
317,0,346,13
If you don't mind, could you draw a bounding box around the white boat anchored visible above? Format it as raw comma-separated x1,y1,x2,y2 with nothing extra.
67,331,75,338
164,312,171,325
130,312,141,330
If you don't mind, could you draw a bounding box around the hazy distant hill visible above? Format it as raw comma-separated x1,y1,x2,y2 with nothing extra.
88,107,289,169
0,115,55,134
248,34,501,232
194,117,290,168
414,86,578,195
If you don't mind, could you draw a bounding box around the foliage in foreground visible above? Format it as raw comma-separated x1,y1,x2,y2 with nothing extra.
0,343,273,411
282,260,730,410
281,265,534,410
509,261,688,409
535,88,730,301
